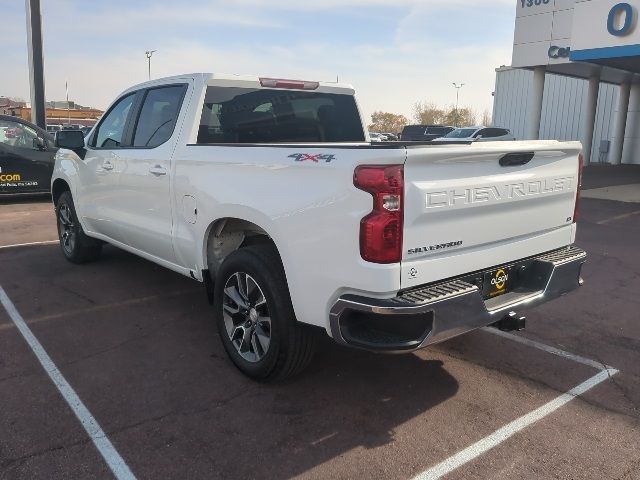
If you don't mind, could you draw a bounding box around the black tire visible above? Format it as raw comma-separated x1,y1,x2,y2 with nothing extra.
55,190,102,264
214,244,317,382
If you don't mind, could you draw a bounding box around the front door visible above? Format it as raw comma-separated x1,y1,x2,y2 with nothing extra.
78,92,137,243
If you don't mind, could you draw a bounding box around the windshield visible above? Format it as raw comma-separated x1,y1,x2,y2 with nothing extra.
444,128,477,139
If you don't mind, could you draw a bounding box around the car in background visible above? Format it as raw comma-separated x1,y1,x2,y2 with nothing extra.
369,132,384,142
0,115,57,195
80,126,93,137
62,124,82,130
380,132,398,141
433,126,515,143
47,124,63,133
400,124,455,142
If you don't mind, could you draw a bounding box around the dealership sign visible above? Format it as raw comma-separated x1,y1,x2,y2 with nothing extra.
548,45,571,58
571,0,640,61
512,0,640,68
607,2,635,36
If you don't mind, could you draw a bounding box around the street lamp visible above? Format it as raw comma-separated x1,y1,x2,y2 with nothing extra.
452,82,465,127
145,50,157,80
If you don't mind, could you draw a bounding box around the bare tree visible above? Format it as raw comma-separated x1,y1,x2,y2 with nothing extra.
369,111,409,134
443,105,477,127
481,109,492,126
412,102,445,125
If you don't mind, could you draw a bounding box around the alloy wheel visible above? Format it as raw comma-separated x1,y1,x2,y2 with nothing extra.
58,203,76,255
222,272,272,363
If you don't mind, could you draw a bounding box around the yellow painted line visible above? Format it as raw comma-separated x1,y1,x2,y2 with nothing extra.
596,209,640,225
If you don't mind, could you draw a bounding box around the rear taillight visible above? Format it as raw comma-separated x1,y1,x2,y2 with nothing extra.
259,78,319,90
574,153,584,223
354,165,404,264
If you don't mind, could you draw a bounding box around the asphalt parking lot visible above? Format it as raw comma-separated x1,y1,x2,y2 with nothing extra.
1,166,639,480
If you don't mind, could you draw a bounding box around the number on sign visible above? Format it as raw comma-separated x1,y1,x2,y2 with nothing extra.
521,0,551,7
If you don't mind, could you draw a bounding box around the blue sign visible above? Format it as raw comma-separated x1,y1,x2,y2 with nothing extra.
608,3,635,36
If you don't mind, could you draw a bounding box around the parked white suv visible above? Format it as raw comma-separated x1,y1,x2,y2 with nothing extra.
434,126,515,142
52,73,586,381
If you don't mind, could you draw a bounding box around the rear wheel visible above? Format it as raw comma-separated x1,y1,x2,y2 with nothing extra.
214,245,317,381
56,191,102,263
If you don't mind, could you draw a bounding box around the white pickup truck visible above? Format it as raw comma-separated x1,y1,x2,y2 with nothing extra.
52,73,586,381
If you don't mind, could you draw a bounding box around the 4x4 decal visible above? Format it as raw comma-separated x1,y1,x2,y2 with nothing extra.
288,153,335,163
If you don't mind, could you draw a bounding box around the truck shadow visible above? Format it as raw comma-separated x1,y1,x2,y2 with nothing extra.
195,337,459,480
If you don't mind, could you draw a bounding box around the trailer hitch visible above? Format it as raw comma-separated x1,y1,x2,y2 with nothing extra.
492,311,526,332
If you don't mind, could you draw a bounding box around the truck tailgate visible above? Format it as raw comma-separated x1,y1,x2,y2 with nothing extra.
401,141,581,289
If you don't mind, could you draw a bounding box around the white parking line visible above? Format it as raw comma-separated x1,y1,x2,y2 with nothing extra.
0,286,136,480
411,328,620,480
412,368,618,480
483,327,612,371
0,240,58,250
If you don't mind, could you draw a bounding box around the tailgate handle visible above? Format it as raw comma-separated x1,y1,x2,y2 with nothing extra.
499,152,534,167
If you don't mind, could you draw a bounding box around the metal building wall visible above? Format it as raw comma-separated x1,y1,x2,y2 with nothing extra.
492,68,532,141
492,67,619,163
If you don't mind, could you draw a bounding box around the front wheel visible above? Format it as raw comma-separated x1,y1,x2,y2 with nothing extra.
214,245,317,381
56,191,102,264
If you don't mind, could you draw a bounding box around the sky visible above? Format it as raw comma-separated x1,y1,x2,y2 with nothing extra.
1,0,516,124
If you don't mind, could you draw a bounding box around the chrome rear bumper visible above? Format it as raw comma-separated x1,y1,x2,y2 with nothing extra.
329,246,586,352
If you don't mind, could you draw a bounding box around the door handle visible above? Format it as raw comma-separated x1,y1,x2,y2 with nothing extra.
149,165,167,176
499,152,534,167
102,161,114,171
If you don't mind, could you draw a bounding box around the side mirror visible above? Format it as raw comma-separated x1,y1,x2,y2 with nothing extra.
33,137,46,151
55,130,85,150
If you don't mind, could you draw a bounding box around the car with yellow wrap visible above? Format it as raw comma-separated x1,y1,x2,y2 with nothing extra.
0,115,57,195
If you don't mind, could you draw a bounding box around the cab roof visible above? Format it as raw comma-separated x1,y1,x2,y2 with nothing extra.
124,73,355,96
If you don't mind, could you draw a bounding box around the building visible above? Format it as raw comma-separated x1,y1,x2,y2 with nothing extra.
0,97,27,116
493,0,640,165
20,106,103,127
0,96,102,127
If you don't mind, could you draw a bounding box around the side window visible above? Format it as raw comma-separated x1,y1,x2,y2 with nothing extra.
473,129,487,138
92,93,136,149
133,85,186,148
0,120,42,151
483,128,508,138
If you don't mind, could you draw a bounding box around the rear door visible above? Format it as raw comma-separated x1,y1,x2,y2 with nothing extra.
401,142,581,289
114,83,189,263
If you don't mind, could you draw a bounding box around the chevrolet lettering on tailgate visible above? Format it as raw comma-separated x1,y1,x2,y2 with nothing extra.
425,176,574,209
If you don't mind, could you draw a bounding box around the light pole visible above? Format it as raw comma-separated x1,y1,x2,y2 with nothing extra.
145,50,156,80
452,82,465,127
66,80,70,125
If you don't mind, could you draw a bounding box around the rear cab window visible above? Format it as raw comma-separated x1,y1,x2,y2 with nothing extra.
197,87,365,144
